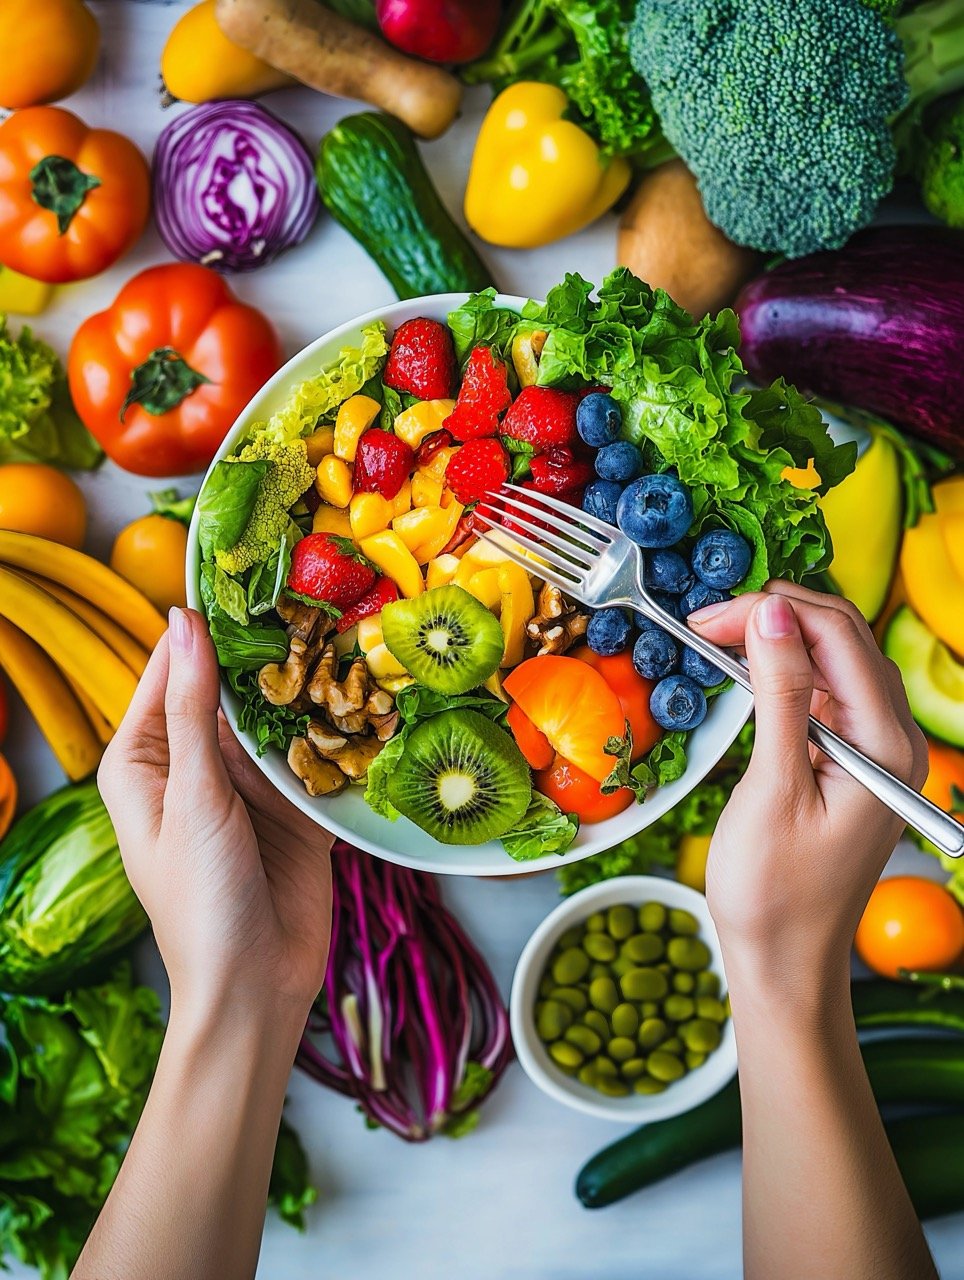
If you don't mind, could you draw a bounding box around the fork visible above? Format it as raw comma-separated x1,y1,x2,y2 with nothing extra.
475,483,964,860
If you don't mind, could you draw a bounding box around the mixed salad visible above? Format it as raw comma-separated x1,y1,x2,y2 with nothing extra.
195,269,854,860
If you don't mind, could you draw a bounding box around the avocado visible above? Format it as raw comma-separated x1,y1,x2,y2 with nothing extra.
883,606,964,747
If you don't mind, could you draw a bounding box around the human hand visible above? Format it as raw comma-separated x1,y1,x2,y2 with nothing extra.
690,583,927,992
99,607,333,1024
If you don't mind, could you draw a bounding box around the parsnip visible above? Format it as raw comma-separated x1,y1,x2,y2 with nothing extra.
215,0,462,139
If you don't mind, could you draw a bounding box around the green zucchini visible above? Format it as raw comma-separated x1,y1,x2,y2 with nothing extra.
317,112,495,301
577,1036,964,1210
853,977,964,1034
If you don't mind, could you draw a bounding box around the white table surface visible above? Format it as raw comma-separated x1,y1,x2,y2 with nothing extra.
6,3,964,1275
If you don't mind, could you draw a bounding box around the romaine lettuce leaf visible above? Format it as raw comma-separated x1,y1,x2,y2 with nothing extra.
501,793,579,861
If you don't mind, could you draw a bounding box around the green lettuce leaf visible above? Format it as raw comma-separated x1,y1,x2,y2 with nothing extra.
197,460,269,559
199,564,287,670
447,290,521,365
247,521,300,617
149,488,196,526
227,668,309,757
501,793,579,861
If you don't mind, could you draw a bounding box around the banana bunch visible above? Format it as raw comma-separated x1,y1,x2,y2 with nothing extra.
0,531,166,781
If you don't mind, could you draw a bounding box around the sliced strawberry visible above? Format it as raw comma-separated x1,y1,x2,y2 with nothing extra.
444,346,512,441
335,576,400,633
444,438,509,505
287,533,378,611
528,447,595,497
384,317,456,400
353,428,415,500
501,385,580,451
438,511,478,556
414,427,455,468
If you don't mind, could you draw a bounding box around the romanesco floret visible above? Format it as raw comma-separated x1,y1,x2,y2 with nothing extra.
630,0,908,257
214,434,314,576
917,94,964,227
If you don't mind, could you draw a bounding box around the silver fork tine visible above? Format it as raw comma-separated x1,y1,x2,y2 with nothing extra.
485,490,610,549
474,502,595,568
501,481,616,542
471,512,584,591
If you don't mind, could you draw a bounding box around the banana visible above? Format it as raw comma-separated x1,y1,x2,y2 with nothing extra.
0,617,102,780
64,674,115,747
0,567,138,729
0,529,167,650
18,571,151,675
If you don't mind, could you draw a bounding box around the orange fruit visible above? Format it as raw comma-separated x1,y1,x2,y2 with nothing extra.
571,647,661,760
922,738,964,816
536,756,634,824
855,875,964,979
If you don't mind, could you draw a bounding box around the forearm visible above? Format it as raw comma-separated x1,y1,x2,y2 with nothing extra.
725,950,936,1280
73,991,307,1280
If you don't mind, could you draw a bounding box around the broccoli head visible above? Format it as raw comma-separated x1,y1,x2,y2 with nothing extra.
214,434,314,576
630,0,908,257
917,93,964,226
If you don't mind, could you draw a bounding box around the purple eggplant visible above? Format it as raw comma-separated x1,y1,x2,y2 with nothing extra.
736,226,964,457
296,841,512,1142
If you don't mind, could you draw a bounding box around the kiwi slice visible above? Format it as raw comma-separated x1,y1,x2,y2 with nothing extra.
387,709,532,845
381,585,504,694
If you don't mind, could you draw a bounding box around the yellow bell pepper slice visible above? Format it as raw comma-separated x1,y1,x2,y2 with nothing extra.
0,265,53,315
464,83,631,249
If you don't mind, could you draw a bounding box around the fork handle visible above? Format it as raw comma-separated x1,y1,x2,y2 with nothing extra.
625,601,964,859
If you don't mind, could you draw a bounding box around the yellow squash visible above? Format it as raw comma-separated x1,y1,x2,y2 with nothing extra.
161,0,294,103
901,475,964,658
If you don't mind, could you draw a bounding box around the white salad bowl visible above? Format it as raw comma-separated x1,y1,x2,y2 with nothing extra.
511,877,737,1122
186,294,753,877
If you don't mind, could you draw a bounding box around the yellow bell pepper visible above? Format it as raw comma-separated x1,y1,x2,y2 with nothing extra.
901,475,964,658
0,265,53,315
464,83,631,249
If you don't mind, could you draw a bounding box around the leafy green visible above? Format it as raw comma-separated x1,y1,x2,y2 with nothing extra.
448,290,522,364
268,1116,318,1231
208,562,249,625
199,563,288,670
247,521,300,617
150,488,197,525
0,318,102,469
227,668,310,757
502,792,579,861
442,1063,494,1138
197,460,269,559
500,435,537,482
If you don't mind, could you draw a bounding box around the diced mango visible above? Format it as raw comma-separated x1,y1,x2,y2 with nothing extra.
412,472,444,508
334,394,380,462
357,615,384,653
466,567,502,611
312,504,352,537
350,492,393,540
305,424,335,465
365,642,410,679
420,445,460,484
456,539,515,579
359,530,424,598
483,670,509,702
393,399,457,449
498,561,535,667
316,454,353,508
426,553,461,589
375,673,416,695
391,479,412,518
392,506,442,557
413,498,464,563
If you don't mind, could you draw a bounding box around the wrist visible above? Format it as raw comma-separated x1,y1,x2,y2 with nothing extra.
721,939,853,1031
167,980,310,1066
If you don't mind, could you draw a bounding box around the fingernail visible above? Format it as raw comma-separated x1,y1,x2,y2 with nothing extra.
169,607,193,654
757,595,795,639
689,599,732,625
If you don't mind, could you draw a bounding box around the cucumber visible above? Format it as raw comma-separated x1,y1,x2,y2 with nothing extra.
577,1036,964,1209
853,976,964,1034
882,605,964,747
317,112,495,301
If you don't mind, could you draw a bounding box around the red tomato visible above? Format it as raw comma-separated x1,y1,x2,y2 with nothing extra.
572,647,662,760
536,756,634,824
506,701,554,770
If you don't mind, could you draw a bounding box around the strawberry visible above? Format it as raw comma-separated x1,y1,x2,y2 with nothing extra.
414,427,454,468
501,385,580,451
353,427,415,500
287,533,378,611
335,576,400,633
527,447,595,497
444,346,512,441
383,317,457,400
444,438,509,505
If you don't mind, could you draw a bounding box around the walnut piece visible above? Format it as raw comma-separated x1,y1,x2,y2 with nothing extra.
308,647,370,734
276,594,332,645
258,636,315,706
287,737,348,797
526,582,590,656
306,722,384,780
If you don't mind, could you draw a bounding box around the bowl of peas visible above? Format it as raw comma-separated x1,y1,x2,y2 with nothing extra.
511,877,737,1122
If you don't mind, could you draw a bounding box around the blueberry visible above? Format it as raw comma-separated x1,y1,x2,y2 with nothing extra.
644,549,695,596
681,582,731,617
587,608,633,656
681,646,726,688
577,392,622,447
637,592,681,634
595,441,642,483
650,674,708,731
582,479,621,525
617,474,694,548
691,529,752,590
633,629,679,680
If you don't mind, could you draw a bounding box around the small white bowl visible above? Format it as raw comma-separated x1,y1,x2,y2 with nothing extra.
511,876,737,1123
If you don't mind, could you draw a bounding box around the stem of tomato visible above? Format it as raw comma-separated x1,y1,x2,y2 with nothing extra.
29,155,101,235
120,347,210,421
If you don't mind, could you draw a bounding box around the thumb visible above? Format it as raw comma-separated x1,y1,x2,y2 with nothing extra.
164,607,230,788
745,594,815,791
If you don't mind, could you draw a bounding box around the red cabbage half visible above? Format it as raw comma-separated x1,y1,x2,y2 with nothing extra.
153,100,319,273
297,841,512,1141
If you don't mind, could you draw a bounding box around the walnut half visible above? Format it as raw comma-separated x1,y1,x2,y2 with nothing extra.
287,737,348,797
526,582,590,656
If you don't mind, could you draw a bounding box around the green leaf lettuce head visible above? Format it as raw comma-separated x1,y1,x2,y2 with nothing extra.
0,317,102,469
227,666,309,757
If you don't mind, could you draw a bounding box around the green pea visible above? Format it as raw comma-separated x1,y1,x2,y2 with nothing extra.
638,902,667,933
696,996,727,1023
596,1076,631,1098
583,932,617,962
637,1017,667,1049
695,970,721,997
558,925,584,949
667,936,711,972
584,911,606,933
589,962,610,981
663,994,695,1023
582,1009,610,1040
611,955,635,979
672,972,695,994
657,962,672,975
536,999,572,1041
577,1063,598,1087
549,1041,583,1071
607,904,636,940
668,907,699,936
685,1051,707,1070
538,975,555,998
593,1055,618,1078
647,1049,685,1082
608,1036,637,1062
622,932,664,964
680,1018,722,1054
620,1056,648,1080
661,1036,683,1055
640,1001,659,1018
589,976,620,1014
633,1076,667,1095
552,946,590,985
565,1024,602,1056
620,967,668,1002
611,1002,640,1038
